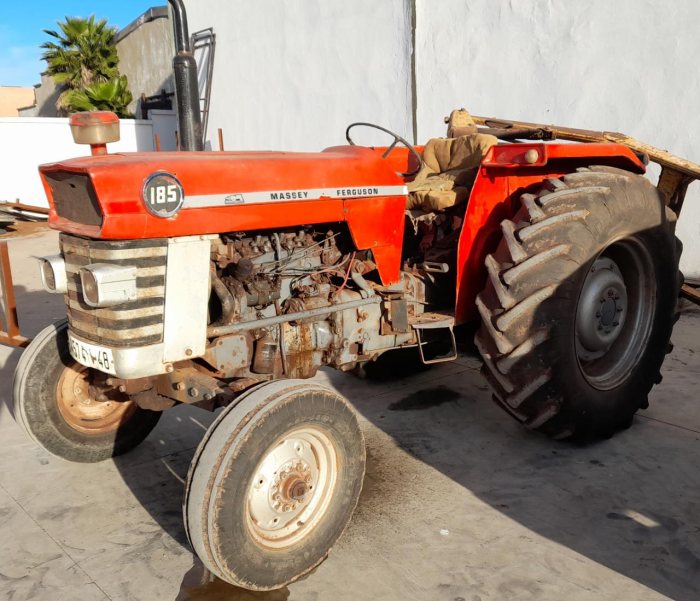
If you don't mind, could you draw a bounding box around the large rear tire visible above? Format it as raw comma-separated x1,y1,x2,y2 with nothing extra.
13,320,162,462
475,166,681,440
184,380,365,591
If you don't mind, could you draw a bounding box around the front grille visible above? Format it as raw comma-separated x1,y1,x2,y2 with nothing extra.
60,234,167,347
46,172,103,227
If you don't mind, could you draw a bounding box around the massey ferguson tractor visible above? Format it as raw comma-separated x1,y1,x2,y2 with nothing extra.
12,0,700,592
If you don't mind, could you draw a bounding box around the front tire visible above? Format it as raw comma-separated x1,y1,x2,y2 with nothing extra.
13,320,162,462
184,380,365,591
475,166,681,439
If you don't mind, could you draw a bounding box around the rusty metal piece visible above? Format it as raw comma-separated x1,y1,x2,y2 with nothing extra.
681,283,700,305
156,366,225,405
229,377,264,392
0,201,50,216
658,167,694,214
0,242,29,347
56,363,136,434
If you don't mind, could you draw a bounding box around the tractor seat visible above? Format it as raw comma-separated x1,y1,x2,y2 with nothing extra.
407,133,497,212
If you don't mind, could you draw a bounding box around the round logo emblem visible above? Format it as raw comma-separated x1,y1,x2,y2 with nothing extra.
142,173,184,218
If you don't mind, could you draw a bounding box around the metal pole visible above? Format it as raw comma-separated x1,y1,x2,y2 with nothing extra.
207,296,381,338
0,242,29,347
168,0,204,151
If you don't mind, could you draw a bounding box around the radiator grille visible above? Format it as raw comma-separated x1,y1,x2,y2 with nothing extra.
60,234,167,347
45,172,103,227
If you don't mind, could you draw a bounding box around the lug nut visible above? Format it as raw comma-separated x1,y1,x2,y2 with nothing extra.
174,382,185,391
188,387,199,397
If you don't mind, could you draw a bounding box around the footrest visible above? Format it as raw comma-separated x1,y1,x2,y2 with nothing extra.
410,312,457,364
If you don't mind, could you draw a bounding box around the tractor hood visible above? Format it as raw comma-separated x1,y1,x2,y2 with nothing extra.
39,146,408,239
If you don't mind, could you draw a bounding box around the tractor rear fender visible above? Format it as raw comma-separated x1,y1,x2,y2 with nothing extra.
454,142,646,324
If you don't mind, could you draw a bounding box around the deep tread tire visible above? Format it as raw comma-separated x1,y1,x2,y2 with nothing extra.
184,380,365,591
13,320,161,462
475,167,682,439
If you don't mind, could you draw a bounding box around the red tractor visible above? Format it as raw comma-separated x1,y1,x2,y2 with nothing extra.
13,0,698,591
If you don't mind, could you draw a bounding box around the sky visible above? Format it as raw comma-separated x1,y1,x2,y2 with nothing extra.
0,1,155,87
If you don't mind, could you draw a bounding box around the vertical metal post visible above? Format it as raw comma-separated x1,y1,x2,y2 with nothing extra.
0,242,29,347
168,0,204,151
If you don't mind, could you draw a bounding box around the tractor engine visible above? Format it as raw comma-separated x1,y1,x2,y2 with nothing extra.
204,227,422,381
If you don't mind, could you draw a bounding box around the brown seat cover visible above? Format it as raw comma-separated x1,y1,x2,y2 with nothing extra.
407,133,497,212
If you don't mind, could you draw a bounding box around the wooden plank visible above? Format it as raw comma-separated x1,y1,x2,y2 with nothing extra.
471,115,700,180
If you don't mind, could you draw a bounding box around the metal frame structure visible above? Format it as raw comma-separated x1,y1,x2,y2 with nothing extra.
0,242,29,347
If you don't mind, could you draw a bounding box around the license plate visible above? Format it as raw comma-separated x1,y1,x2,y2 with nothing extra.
67,331,116,375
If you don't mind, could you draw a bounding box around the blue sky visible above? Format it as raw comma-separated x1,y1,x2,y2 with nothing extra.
0,1,156,87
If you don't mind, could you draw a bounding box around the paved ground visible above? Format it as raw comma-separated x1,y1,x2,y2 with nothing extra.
1,231,699,601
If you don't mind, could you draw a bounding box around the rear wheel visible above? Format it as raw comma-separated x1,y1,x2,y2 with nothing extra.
475,166,681,439
184,380,365,590
13,320,161,462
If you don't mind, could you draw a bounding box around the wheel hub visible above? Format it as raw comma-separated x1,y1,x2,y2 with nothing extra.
56,364,135,435
246,427,337,549
576,258,628,360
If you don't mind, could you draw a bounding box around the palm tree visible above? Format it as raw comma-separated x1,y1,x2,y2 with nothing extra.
63,76,134,118
41,15,133,116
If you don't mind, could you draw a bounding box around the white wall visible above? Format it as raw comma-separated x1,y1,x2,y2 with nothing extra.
414,0,700,279
184,0,414,152
0,117,176,208
186,0,699,278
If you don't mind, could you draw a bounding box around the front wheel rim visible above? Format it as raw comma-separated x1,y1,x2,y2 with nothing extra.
246,426,339,549
575,238,656,390
56,364,136,434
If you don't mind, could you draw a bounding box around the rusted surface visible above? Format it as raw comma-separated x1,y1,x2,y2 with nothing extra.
0,201,50,216
56,363,136,434
681,283,700,305
0,220,50,240
658,167,694,213
156,366,227,406
0,242,29,347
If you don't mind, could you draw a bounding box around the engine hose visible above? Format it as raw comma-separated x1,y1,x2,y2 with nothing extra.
211,269,237,325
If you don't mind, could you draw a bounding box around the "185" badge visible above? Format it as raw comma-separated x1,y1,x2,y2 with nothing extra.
142,172,184,218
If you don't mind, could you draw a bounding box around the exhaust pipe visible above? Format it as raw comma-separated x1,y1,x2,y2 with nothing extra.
168,0,204,151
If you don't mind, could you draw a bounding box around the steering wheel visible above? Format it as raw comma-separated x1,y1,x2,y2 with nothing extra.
345,122,422,177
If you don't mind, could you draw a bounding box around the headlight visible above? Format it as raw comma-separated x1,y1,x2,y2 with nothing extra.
39,255,67,294
79,263,137,308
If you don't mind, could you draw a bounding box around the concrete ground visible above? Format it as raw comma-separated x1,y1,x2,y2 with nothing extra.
1,230,699,601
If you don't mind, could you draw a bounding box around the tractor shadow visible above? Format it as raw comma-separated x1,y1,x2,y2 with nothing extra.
343,341,700,601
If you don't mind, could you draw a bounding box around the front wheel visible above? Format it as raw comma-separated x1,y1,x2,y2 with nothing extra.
184,380,366,591
475,166,681,440
13,320,162,462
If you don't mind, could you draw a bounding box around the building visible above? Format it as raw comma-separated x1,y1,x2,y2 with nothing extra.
21,6,175,119
0,87,36,117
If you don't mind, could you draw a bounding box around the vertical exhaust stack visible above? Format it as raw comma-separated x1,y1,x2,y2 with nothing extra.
168,0,204,151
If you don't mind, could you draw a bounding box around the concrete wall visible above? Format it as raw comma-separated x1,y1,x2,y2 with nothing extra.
184,0,414,152
183,0,699,279
0,87,36,117
0,118,168,208
414,0,700,278
115,7,175,117
19,74,62,118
